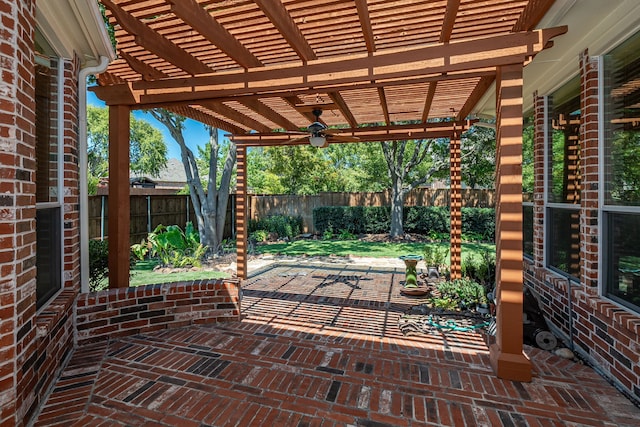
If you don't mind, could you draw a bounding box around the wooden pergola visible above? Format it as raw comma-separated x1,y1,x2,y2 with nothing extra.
92,0,565,382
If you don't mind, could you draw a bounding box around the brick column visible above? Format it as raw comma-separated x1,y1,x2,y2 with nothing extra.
236,146,248,279
62,57,82,288
532,92,546,268
579,50,599,290
490,63,532,382
0,0,37,424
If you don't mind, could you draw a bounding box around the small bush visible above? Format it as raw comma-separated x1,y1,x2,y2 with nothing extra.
89,239,109,292
250,230,269,242
338,228,357,240
136,222,208,268
423,245,448,267
435,278,487,309
249,214,302,239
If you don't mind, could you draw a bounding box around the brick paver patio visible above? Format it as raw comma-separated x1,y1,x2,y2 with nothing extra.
35,261,640,426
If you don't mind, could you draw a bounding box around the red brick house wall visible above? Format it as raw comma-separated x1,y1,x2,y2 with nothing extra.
0,0,84,423
525,50,640,403
0,0,38,424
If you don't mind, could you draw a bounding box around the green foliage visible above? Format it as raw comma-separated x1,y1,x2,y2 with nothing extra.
462,125,497,189
423,245,448,267
249,214,302,239
250,230,269,242
404,206,449,235
610,130,640,203
314,206,495,240
461,249,496,287
246,143,390,195
87,106,168,194
89,239,109,292
522,119,535,195
461,208,495,241
338,229,357,240
322,227,334,240
435,278,487,309
137,222,208,268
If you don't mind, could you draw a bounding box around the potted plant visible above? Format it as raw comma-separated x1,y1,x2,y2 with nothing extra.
423,245,448,278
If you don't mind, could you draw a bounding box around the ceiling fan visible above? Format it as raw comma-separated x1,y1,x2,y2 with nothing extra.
287,108,359,148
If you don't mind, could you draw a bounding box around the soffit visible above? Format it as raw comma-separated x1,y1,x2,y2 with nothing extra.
95,0,561,140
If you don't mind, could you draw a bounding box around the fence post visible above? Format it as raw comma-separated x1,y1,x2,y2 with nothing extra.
147,195,151,234
100,194,106,241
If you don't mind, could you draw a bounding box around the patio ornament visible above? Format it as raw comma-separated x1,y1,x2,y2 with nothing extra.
399,254,432,297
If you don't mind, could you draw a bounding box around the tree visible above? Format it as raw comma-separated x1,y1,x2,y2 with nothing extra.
86,105,167,193
246,142,389,194
381,137,449,237
460,126,496,189
149,109,235,253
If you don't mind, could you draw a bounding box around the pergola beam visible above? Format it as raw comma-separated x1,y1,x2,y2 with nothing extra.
199,101,272,133
101,0,212,76
328,92,358,128
355,0,376,52
255,0,317,62
229,120,474,146
91,27,566,107
238,99,299,131
167,0,263,69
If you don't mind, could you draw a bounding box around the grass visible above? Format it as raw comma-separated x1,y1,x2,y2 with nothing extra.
129,260,229,287
91,259,230,291
255,239,495,263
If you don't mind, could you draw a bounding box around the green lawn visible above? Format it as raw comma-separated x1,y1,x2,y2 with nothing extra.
129,260,230,287
255,239,495,263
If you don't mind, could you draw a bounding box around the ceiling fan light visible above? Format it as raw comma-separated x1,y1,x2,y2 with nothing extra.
309,135,327,147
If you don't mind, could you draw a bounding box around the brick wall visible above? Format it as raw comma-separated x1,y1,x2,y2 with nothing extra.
0,0,37,425
15,55,84,424
76,280,241,344
525,51,640,403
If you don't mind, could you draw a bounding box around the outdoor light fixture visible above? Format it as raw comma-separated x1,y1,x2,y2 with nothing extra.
309,134,327,147
307,121,328,147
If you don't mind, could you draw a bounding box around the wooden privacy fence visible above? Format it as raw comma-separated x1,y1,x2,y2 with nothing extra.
88,195,236,245
250,188,495,233
89,189,494,243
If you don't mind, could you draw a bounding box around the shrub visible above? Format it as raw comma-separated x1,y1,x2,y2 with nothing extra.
134,222,208,268
250,229,269,242
423,245,448,267
461,208,495,241
249,214,302,239
436,278,487,309
89,239,109,292
313,206,495,240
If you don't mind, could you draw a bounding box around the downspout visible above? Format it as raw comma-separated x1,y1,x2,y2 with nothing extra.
78,55,110,293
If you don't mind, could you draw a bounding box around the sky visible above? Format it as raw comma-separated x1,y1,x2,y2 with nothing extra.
88,91,217,160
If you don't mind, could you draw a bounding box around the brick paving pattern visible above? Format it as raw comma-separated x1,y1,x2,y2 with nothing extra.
35,262,640,426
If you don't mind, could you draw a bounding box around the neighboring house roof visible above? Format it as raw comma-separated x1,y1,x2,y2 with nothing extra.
153,158,187,185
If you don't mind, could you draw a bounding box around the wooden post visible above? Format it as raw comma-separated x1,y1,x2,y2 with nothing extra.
236,146,248,279
108,105,131,288
449,128,462,280
489,63,532,381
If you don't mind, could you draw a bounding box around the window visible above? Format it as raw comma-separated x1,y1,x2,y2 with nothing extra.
35,31,62,309
546,77,581,279
603,30,640,311
523,115,534,258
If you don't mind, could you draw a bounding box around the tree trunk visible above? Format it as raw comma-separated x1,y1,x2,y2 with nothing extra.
149,110,236,255
390,178,405,238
